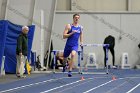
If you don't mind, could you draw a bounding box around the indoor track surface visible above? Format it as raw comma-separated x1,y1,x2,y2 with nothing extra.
0,69,140,93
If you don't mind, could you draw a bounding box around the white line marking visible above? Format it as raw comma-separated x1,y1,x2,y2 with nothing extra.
0,75,140,93
40,79,83,93
56,79,94,93
83,77,140,93
105,81,127,93
0,77,69,93
126,83,140,93
83,80,114,93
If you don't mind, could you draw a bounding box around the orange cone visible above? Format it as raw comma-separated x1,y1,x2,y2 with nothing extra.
81,76,85,80
112,76,116,80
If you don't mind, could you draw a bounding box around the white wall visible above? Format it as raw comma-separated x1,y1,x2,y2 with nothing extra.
130,0,140,11
2,0,57,67
0,0,8,19
5,0,34,25
73,0,127,11
56,0,71,10
52,12,140,68
1,0,140,68
57,0,140,11
0,0,3,19
31,0,56,67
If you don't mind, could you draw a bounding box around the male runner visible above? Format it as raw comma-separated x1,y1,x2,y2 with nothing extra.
63,14,83,77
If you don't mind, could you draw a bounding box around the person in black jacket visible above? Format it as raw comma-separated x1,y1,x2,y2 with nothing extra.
16,26,29,78
138,43,140,49
103,35,116,68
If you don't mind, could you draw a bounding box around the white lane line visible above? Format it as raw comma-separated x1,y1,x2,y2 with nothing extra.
0,77,69,93
105,81,127,93
40,79,84,93
0,76,140,93
126,83,140,93
83,77,140,93
83,80,114,93
45,78,94,93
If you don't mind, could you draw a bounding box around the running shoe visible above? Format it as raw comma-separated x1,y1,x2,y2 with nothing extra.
68,71,72,77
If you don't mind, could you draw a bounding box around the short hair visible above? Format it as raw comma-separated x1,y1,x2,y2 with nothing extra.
73,13,80,18
22,26,29,31
138,43,140,49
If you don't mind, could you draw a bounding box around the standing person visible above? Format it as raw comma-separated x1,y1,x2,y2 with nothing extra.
103,35,116,68
63,14,83,77
16,26,29,78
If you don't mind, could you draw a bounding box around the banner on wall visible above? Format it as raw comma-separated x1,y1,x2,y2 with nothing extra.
0,20,35,73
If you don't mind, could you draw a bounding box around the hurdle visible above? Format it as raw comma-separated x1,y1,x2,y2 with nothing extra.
80,44,109,74
51,50,82,73
1,56,5,76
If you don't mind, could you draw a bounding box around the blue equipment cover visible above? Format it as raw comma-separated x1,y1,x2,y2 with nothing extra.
0,20,35,73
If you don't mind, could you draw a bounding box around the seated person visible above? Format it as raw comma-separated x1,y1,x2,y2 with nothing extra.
36,55,42,70
36,55,46,71
53,51,76,71
56,51,70,68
